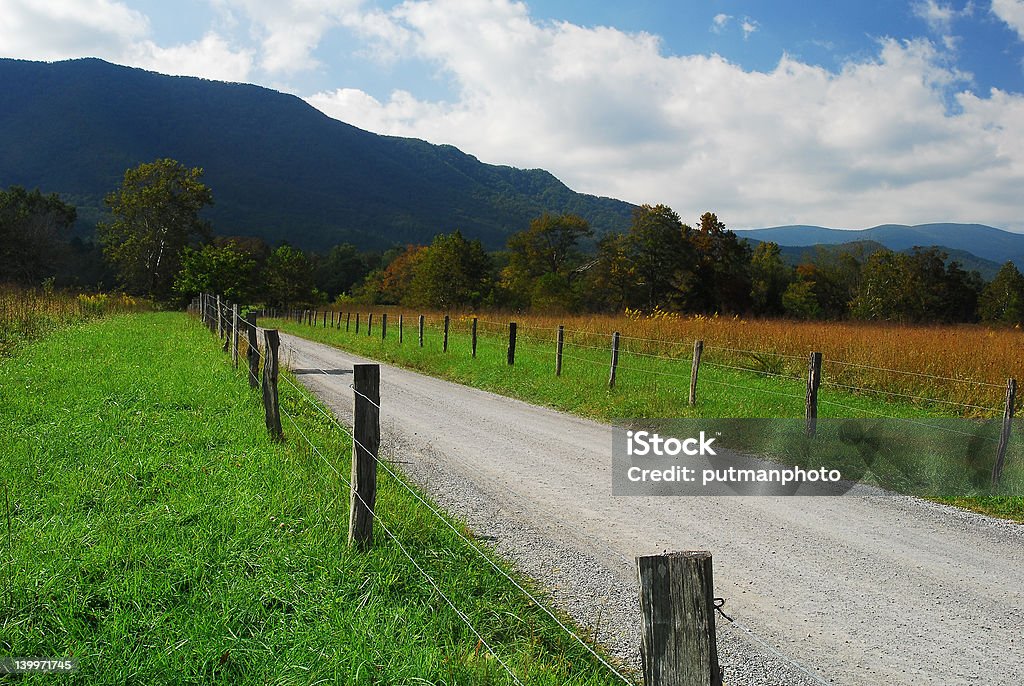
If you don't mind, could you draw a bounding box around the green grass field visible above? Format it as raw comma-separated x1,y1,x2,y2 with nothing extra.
1,312,627,684
265,313,1024,521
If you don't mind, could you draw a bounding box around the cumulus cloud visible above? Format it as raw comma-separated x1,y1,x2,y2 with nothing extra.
0,0,149,60
208,0,364,73
992,0,1024,40
308,0,1024,231
129,33,255,82
0,0,253,81
741,17,759,39
710,13,730,34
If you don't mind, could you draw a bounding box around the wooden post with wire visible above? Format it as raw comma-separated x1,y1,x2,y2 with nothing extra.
637,551,722,686
609,331,620,388
367,313,373,337
231,304,240,368
346,312,351,332
261,329,283,441
216,295,223,339
556,325,564,376
323,310,327,328
507,322,517,366
355,312,360,334
349,363,380,550
399,314,404,344
246,312,259,389
222,303,233,354
443,315,450,352
472,317,478,358
381,313,387,340
689,340,704,406
805,352,822,438
992,377,1018,487
418,315,425,347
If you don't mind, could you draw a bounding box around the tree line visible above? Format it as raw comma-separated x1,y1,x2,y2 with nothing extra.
3,158,1024,326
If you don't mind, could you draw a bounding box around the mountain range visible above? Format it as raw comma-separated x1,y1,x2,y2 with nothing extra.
2,57,1022,272
0,58,633,250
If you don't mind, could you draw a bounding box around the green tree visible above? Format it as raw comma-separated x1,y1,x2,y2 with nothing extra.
683,212,752,313
627,204,693,310
264,245,315,308
98,159,212,298
407,231,492,309
749,241,792,315
503,213,592,310
781,279,821,319
174,241,259,303
313,243,371,300
979,262,1024,325
0,186,77,285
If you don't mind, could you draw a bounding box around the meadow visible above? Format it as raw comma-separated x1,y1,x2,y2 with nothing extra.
265,307,1024,520
1,311,626,684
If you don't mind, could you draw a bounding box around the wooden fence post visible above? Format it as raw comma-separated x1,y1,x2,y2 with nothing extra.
262,329,283,441
323,310,327,328
992,377,1018,487
637,551,722,686
507,322,517,366
367,313,373,337
418,315,425,347
689,340,704,406
346,312,351,332
216,295,223,339
246,312,259,389
331,310,335,328
555,325,564,376
805,351,823,437
232,304,240,368
609,331,620,388
380,313,387,340
222,303,233,354
349,364,380,550
443,315,450,352
399,314,404,344
355,312,360,334
472,317,478,358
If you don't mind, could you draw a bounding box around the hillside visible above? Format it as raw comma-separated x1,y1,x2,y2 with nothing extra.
735,223,1024,268
0,58,634,250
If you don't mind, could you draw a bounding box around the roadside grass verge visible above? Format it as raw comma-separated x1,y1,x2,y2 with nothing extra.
265,314,1024,522
1,312,629,685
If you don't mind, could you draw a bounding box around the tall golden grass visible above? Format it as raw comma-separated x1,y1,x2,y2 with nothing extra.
363,305,1022,417
0,285,147,355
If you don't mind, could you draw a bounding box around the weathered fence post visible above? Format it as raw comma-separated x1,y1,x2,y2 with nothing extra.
232,304,240,368
346,312,351,332
222,304,233,354
689,340,704,406
355,312,360,334
349,363,380,550
805,351,823,437
418,315,425,347
637,551,722,686
472,317,478,358
323,310,327,328
216,295,223,339
399,314,404,344
381,313,387,340
555,325,564,376
331,310,335,328
992,377,1018,487
443,315,450,353
262,329,283,441
507,322,517,366
246,313,259,389
367,313,373,337
609,331,620,388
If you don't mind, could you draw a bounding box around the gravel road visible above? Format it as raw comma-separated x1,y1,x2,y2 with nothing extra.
279,332,1024,685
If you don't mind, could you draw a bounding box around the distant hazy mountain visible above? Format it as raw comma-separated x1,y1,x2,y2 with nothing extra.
0,58,634,250
735,223,1024,268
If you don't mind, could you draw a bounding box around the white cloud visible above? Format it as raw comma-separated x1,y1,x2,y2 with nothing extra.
711,13,730,34
914,0,957,32
992,0,1024,40
129,33,255,82
208,0,364,73
307,0,1024,231
0,0,149,60
741,17,759,39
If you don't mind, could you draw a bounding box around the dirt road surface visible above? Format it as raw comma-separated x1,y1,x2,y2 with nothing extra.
279,332,1024,685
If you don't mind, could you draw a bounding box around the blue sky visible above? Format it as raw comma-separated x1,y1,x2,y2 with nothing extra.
3,1,1024,231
